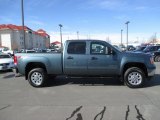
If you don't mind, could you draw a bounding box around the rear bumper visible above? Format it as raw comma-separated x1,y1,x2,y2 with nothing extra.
0,64,15,71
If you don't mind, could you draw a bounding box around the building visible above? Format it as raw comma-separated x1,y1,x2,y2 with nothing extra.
0,24,50,50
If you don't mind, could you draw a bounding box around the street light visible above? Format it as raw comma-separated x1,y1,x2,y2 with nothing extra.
21,0,26,49
121,29,123,45
59,24,63,48
125,21,130,50
77,31,79,40
59,24,63,72
155,32,157,44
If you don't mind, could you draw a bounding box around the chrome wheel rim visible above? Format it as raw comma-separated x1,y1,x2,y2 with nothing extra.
128,72,142,85
31,72,43,86
157,56,160,62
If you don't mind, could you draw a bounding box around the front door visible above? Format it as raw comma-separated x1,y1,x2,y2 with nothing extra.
88,42,119,76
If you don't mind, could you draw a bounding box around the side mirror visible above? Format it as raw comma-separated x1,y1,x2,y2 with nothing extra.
106,47,115,55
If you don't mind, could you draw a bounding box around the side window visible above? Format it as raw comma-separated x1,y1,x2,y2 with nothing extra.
67,42,86,54
157,46,160,51
91,42,110,55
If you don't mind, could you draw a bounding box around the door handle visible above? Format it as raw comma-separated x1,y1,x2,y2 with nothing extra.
91,57,98,60
67,56,73,59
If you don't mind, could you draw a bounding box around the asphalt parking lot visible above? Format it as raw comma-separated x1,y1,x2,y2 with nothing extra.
0,63,160,120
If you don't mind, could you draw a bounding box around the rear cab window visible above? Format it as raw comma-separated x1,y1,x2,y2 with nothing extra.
67,42,86,54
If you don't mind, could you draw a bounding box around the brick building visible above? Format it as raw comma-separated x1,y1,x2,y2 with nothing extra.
0,24,50,50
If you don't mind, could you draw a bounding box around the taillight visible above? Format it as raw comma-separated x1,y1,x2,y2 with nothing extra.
14,56,21,65
14,56,17,65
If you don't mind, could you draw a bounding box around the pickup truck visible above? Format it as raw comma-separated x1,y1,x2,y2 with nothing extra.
14,40,156,88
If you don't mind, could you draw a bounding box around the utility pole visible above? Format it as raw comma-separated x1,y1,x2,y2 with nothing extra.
77,31,79,40
125,21,130,50
121,29,123,45
59,24,63,48
21,0,26,49
155,32,157,44
59,24,63,73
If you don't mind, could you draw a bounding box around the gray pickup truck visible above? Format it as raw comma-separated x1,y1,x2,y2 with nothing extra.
14,40,156,88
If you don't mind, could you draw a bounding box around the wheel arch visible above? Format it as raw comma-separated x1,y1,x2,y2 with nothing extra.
122,62,148,79
25,62,47,80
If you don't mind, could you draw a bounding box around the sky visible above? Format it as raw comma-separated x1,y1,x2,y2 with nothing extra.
0,0,160,44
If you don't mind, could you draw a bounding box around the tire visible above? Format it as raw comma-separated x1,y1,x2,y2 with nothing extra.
154,56,157,62
124,67,145,88
156,55,160,62
28,68,47,87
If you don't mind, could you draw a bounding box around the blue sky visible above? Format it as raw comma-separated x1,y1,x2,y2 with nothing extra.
0,0,160,44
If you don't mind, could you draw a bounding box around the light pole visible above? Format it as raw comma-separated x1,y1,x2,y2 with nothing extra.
59,24,63,72
125,21,130,50
155,32,157,44
21,0,26,49
121,29,123,45
59,24,63,48
77,31,79,40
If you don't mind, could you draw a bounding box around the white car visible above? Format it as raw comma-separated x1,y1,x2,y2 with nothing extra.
0,53,15,71
0,47,14,55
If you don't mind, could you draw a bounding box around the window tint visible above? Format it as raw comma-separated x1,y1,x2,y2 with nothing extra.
91,42,110,54
67,42,86,54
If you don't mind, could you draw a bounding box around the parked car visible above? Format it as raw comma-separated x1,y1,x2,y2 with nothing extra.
126,45,136,51
0,47,14,56
20,49,35,53
133,46,146,52
14,40,156,88
143,45,160,54
0,53,15,71
25,50,35,53
152,48,160,62
119,45,126,51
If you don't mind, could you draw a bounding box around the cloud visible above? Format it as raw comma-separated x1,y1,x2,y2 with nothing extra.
48,30,151,45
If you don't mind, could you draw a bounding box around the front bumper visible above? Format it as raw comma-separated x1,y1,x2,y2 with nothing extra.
147,64,156,77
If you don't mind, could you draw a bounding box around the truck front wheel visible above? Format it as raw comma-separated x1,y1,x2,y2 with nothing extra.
28,68,47,87
124,67,145,88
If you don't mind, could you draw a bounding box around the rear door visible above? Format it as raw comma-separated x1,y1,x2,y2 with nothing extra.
64,41,88,75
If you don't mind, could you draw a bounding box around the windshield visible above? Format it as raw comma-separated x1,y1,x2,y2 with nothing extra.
3,48,9,51
0,55,10,58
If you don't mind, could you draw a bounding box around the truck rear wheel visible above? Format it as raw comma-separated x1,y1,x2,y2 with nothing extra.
124,67,145,88
28,68,47,87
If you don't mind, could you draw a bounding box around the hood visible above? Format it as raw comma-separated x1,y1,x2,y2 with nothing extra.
123,51,152,58
0,58,13,64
